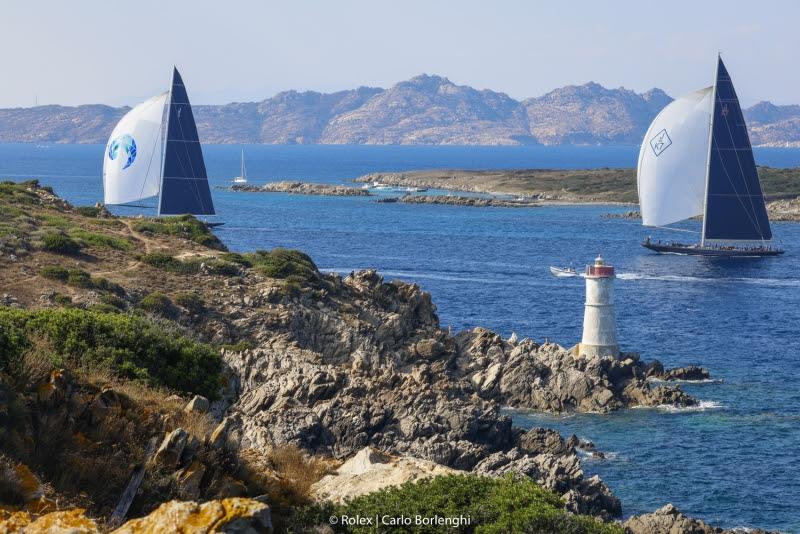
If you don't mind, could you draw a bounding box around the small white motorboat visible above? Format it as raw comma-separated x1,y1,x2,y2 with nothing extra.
549,266,578,277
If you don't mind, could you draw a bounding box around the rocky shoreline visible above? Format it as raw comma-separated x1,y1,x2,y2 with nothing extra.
229,181,371,196
377,194,541,208
0,181,775,533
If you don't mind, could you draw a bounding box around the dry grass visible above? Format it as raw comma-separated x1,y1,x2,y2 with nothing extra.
7,338,55,391
237,445,336,508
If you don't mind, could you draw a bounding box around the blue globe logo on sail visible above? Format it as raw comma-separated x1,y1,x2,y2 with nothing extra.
108,134,137,170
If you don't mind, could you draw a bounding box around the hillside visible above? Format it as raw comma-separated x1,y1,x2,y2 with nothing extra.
0,180,743,533
3,74,799,146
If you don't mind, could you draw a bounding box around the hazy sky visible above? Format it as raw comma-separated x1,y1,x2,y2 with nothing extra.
2,0,798,108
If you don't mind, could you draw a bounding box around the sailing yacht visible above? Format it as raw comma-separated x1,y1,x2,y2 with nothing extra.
637,56,782,257
232,150,248,184
103,67,215,216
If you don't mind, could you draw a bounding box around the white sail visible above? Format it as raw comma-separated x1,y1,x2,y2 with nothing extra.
103,92,168,205
637,87,713,227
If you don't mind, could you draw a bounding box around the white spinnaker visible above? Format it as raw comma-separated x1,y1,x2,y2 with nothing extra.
637,87,713,227
103,92,168,205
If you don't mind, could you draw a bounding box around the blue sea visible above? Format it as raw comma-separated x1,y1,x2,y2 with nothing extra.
2,143,799,532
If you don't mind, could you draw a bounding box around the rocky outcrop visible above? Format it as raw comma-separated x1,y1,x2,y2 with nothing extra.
455,328,696,412
0,498,272,534
311,446,460,503
767,196,800,221
114,498,272,534
623,503,778,534
215,269,699,518
229,181,371,196
377,194,541,208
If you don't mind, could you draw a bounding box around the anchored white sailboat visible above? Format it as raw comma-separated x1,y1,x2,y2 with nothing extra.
637,56,782,257
103,67,215,216
232,149,247,184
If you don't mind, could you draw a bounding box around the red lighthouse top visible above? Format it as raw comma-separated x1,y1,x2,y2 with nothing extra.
585,255,615,278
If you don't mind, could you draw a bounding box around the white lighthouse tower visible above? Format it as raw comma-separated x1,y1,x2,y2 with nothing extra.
579,255,619,358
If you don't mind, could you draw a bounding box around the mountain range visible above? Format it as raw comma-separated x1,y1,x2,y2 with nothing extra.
1,74,798,146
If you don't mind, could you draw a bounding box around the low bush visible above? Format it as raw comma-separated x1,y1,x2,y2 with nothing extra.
39,265,69,282
245,248,320,286
138,292,177,318
220,252,253,267
131,215,225,250
100,293,127,310
53,293,73,306
40,232,81,255
0,307,222,399
140,252,198,274
290,474,624,534
70,229,132,251
66,268,93,288
174,292,205,315
75,206,100,217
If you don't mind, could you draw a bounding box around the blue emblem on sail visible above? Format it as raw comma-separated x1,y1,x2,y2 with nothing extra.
650,129,672,157
108,134,137,170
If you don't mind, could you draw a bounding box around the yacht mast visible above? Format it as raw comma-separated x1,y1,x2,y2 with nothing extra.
156,68,174,217
700,55,720,247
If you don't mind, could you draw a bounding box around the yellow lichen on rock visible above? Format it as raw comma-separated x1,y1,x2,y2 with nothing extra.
0,510,34,534
112,498,272,534
10,509,98,534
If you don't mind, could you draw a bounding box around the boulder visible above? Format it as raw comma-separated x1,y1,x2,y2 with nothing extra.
184,395,210,413
3,508,99,533
153,428,189,469
624,504,723,534
311,446,461,503
113,498,272,534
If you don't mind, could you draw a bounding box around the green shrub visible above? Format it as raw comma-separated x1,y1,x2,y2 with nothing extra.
131,215,225,250
316,474,623,534
202,259,240,277
66,269,93,288
75,206,101,217
39,265,69,282
174,292,205,315
92,277,124,295
40,232,81,255
138,292,177,318
53,293,73,306
245,248,319,284
100,293,127,310
140,253,200,274
0,307,221,399
220,252,253,267
70,229,132,251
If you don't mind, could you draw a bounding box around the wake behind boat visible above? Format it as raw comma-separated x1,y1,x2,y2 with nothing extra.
637,56,783,257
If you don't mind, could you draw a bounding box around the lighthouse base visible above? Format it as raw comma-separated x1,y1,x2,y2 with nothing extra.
577,342,619,359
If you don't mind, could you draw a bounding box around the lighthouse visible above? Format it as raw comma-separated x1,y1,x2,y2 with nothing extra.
579,255,619,358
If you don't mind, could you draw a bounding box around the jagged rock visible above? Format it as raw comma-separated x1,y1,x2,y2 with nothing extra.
311,446,460,503
659,365,711,381
153,428,189,469
518,428,569,456
0,508,99,533
176,460,206,501
113,498,272,534
622,503,780,534
185,395,210,413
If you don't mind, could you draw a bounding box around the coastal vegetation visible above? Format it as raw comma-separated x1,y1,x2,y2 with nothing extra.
0,307,222,399
357,166,800,205
131,214,225,249
301,474,624,534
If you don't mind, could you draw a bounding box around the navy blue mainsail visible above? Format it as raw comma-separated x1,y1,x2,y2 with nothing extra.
703,58,771,241
158,68,215,215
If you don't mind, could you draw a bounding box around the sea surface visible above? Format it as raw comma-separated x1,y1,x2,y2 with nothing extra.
2,143,799,532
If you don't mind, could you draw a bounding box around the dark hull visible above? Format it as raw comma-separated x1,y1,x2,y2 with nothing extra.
642,242,784,257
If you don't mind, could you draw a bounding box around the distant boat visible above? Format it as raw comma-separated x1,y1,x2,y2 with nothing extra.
103,67,215,216
232,149,248,184
550,266,577,277
637,56,781,257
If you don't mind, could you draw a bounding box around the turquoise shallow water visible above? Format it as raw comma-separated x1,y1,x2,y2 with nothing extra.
2,143,799,532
